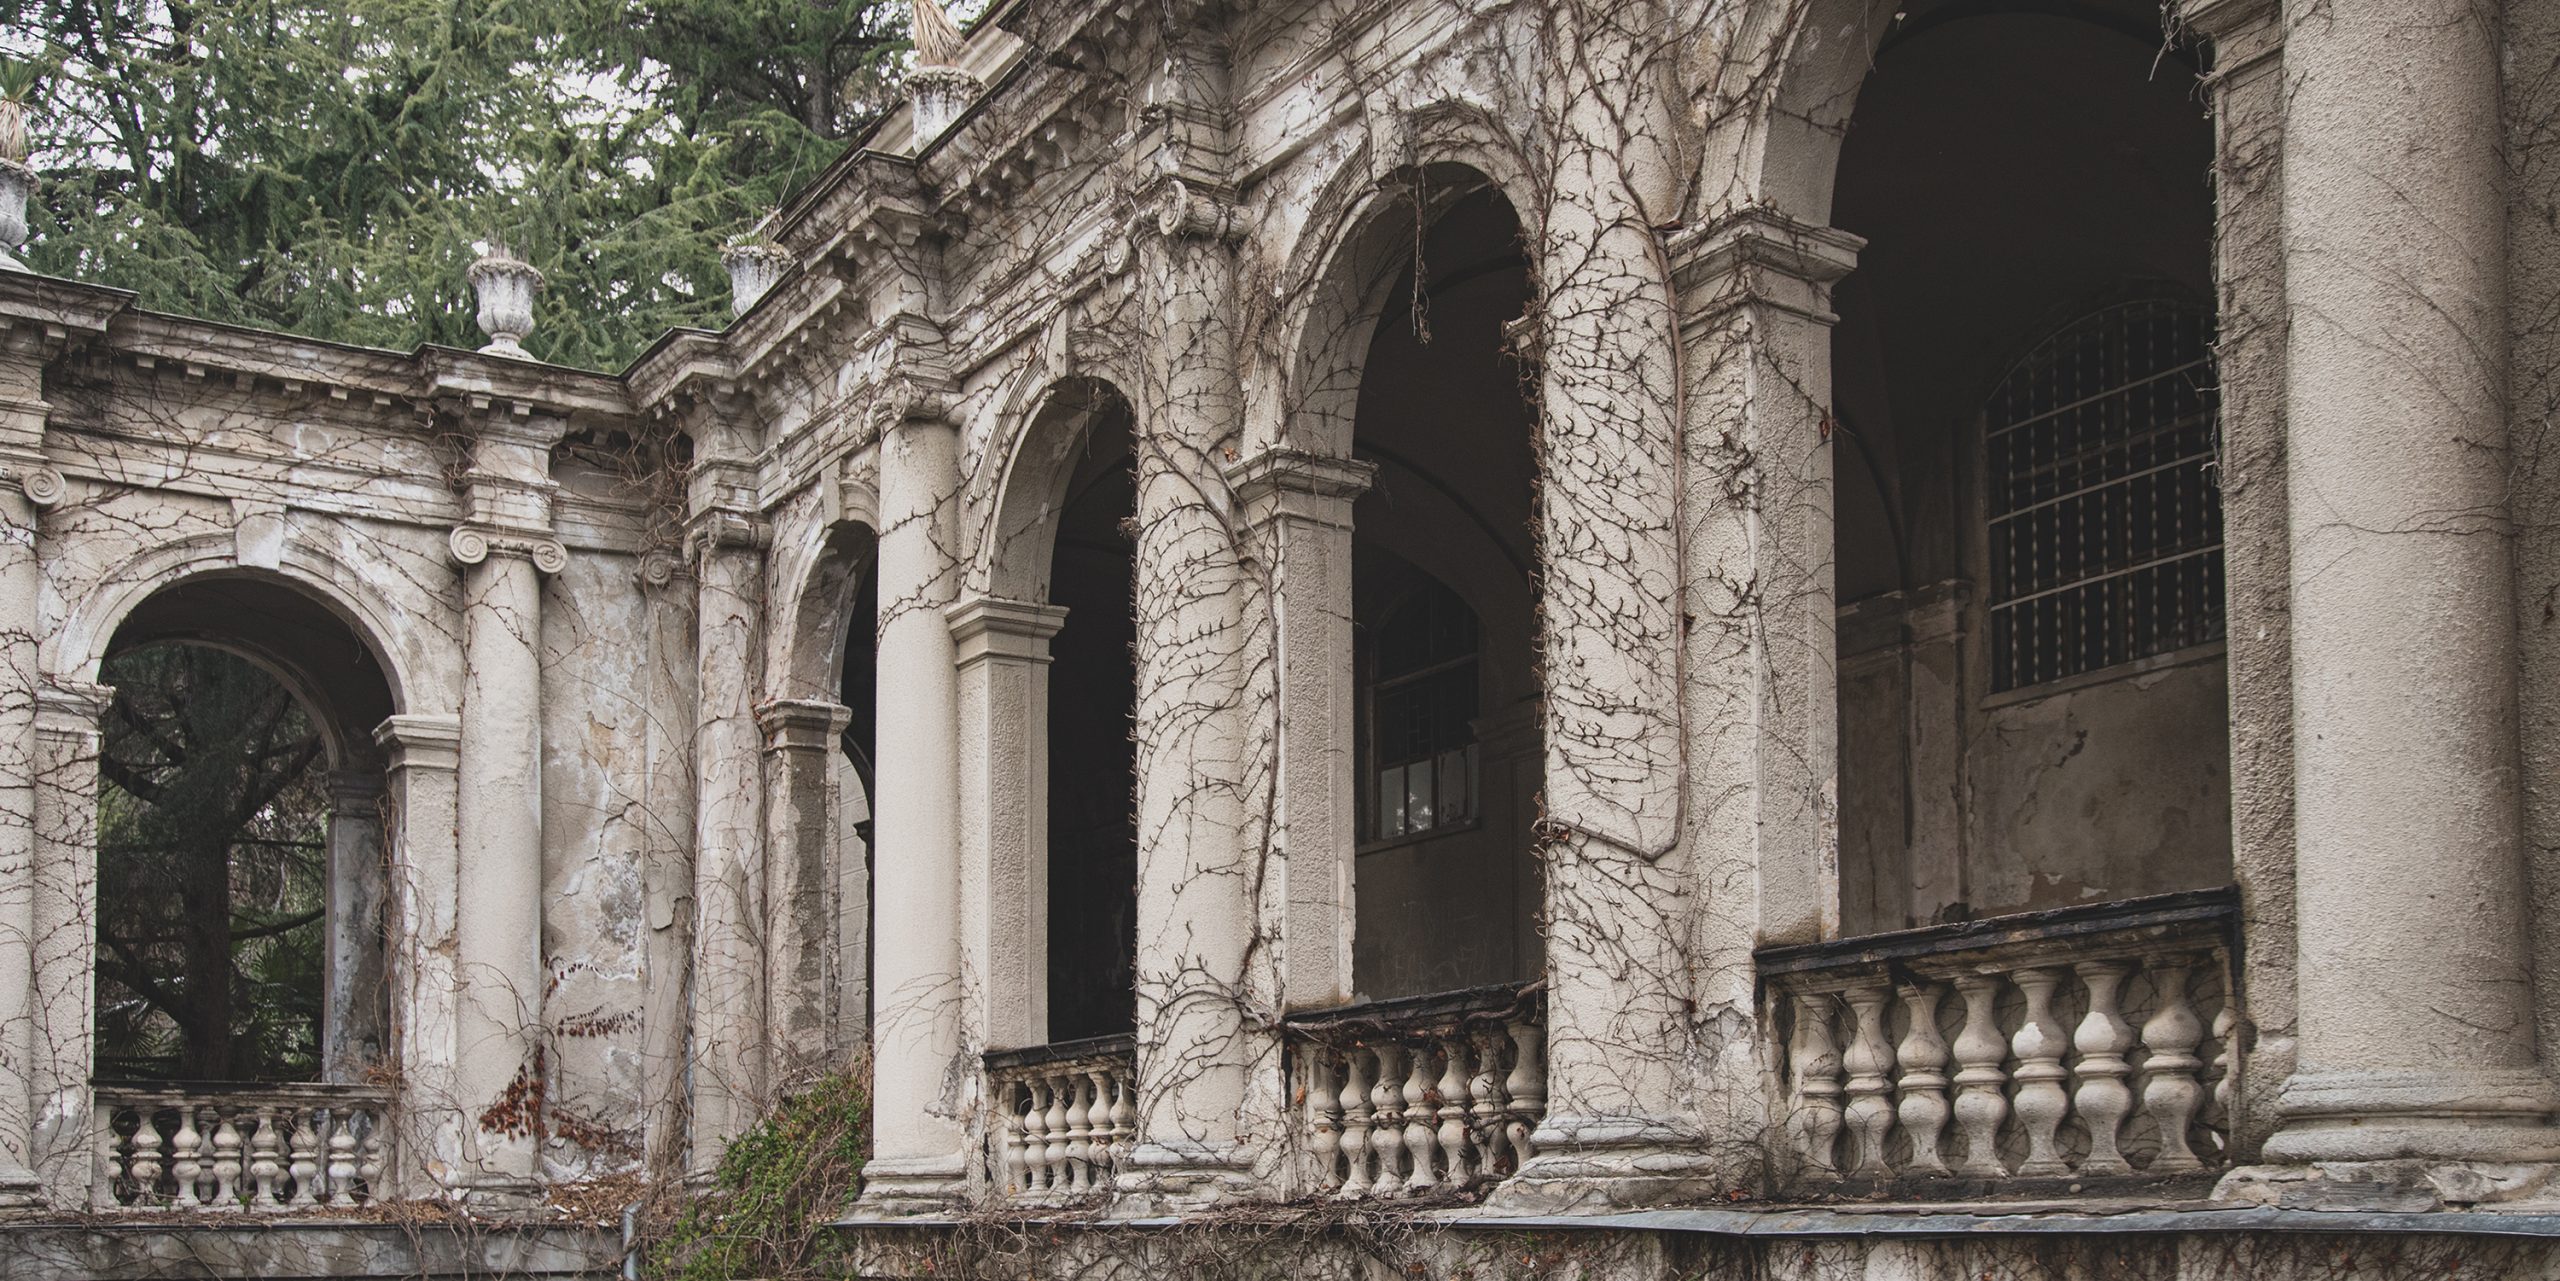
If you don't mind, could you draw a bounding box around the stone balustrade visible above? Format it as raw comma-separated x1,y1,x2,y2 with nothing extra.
1285,983,1544,1200
93,1082,391,1211
1759,889,2239,1192
986,1035,1136,1201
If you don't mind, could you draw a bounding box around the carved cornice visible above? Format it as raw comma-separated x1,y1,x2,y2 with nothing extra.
449,523,569,574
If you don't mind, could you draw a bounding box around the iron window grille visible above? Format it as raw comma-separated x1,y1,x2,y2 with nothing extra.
1987,299,2223,692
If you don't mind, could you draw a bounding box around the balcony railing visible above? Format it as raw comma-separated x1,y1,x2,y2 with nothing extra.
1285,982,1544,1200
93,1080,393,1211
985,1034,1136,1202
1758,888,2240,1194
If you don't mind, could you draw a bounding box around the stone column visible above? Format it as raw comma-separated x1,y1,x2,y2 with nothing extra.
29,679,108,1200
1118,188,1276,1205
859,406,969,1208
0,444,59,1205
449,530,558,1201
447,416,566,1203
1224,449,1372,1014
321,774,389,1082
689,509,769,1163
2262,0,2560,1167
376,713,464,1200
758,697,852,1088
948,597,1067,1051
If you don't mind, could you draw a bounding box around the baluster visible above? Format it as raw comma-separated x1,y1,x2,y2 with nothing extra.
1336,1046,1374,1199
170,1103,204,1208
1042,1072,1071,1192
249,1105,284,1208
96,1106,126,1208
2073,960,2137,1175
1468,1028,1508,1176
1842,984,1898,1177
1786,992,1844,1177
1108,1066,1137,1174
326,1111,361,1208
210,1109,243,1209
2140,957,2207,1173
1370,1042,1407,1196
1434,1033,1472,1187
1061,1071,1092,1192
1000,1082,1029,1194
288,1106,321,1208
1951,974,2010,1177
1305,1045,1343,1190
1088,1068,1119,1176
2010,967,2072,1176
1400,1040,1438,1195
1016,1078,1050,1192
1503,1019,1544,1165
1895,980,1953,1177
2208,1003,2239,1161
127,1107,163,1208
356,1111,386,1203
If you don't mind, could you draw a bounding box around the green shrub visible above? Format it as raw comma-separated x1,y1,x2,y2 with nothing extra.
649,1072,870,1280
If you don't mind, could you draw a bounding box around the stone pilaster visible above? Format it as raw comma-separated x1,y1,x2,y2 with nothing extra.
947,597,1068,1052
447,411,567,1204
860,398,970,1209
635,551,699,1176
375,712,463,1201
0,421,57,1206
321,773,389,1082
2255,0,2560,1175
688,506,770,1166
2181,0,2295,1164
1223,448,1372,1015
757,696,852,1089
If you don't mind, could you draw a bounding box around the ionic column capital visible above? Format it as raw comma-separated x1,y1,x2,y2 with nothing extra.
755,698,853,753
684,508,770,565
448,523,567,575
0,453,60,507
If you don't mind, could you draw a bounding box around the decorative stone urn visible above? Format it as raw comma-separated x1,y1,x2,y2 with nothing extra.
721,241,793,317
467,246,543,357
905,66,983,143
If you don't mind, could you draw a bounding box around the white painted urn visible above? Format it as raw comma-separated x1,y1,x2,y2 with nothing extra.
467,245,544,356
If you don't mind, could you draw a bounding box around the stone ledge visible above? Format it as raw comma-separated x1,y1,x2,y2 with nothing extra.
0,1220,621,1281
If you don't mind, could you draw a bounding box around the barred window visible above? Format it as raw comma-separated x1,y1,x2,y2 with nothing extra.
1987,300,2222,692
1363,582,1479,843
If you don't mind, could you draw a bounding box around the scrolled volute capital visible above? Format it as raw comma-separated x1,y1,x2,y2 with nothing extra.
1146,178,1244,245
2,458,63,506
449,523,569,574
684,508,770,564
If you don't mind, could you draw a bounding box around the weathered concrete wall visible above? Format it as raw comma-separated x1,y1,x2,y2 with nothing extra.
0,1222,617,1280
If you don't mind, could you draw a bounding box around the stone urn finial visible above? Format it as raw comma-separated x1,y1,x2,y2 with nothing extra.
468,243,543,357
904,0,980,143
721,240,792,318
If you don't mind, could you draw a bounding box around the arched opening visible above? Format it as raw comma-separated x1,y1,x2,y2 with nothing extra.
1045,401,1139,1042
836,544,880,1055
1349,180,1545,1000
93,575,396,1083
1826,0,2226,933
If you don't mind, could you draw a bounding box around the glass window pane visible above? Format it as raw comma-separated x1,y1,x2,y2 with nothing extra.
1381,765,1406,837
1436,748,1468,823
1407,758,1434,832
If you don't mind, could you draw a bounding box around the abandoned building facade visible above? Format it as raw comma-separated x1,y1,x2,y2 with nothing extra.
4,0,2560,1274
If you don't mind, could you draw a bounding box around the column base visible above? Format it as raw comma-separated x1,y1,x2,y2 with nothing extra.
856,1153,969,1214
1483,1114,1728,1212
2262,1067,2560,1164
1111,1138,1259,1212
2218,1160,2560,1211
